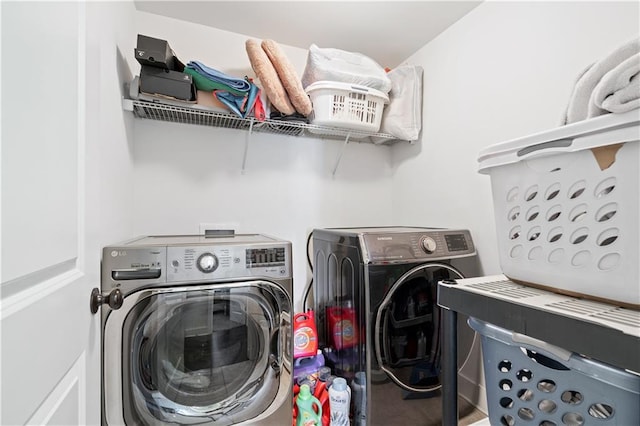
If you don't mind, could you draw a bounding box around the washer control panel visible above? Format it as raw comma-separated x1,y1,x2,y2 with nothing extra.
101,246,166,292
102,242,292,289
362,229,475,263
196,252,219,273
166,244,291,282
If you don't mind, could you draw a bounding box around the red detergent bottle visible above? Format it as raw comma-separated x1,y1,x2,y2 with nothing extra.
294,311,318,359
326,301,358,350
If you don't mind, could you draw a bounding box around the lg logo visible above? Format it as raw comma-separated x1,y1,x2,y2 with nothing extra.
111,250,127,257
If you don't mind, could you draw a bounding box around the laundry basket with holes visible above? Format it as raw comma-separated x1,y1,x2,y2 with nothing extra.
477,109,640,308
305,81,388,134
468,317,640,426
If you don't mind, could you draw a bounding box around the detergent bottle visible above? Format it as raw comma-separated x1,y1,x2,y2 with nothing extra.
326,301,359,350
293,350,325,383
294,311,319,359
417,331,427,359
296,383,323,426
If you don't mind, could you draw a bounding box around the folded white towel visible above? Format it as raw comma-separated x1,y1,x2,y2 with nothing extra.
564,38,640,124
591,53,640,114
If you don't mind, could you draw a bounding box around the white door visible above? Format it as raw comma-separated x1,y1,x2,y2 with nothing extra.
1,2,99,424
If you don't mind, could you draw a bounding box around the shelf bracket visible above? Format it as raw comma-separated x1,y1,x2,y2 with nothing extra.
122,98,133,112
332,133,351,177
241,119,254,174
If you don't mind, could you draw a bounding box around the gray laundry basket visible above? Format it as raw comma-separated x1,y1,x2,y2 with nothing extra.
468,317,640,425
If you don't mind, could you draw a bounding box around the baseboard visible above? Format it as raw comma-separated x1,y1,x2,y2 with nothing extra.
468,418,491,426
458,372,488,415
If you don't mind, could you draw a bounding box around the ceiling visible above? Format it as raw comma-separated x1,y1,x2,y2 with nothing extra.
134,1,482,68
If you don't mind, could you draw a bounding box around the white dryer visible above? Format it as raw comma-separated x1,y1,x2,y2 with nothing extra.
97,234,292,425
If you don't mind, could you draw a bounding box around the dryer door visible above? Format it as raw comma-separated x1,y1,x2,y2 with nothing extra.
104,280,291,426
373,263,464,393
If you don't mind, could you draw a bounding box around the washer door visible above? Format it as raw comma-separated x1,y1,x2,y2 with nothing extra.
104,280,290,426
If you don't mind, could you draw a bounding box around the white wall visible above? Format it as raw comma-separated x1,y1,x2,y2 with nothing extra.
391,1,640,277
131,12,395,310
85,1,138,422
390,0,639,411
85,0,138,279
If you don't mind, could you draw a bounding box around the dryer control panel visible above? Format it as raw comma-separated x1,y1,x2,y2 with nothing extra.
361,229,475,264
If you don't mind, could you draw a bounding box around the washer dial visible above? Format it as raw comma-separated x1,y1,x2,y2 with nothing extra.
421,236,437,254
197,253,219,273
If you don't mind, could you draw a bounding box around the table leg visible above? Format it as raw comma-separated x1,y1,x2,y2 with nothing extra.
442,307,458,425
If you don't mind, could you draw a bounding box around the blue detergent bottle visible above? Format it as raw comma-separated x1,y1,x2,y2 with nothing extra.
296,383,323,426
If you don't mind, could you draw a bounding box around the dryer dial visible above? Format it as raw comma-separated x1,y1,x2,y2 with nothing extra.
421,236,437,254
197,253,219,273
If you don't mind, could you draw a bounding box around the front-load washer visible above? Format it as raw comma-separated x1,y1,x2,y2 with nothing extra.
99,234,292,425
312,227,478,425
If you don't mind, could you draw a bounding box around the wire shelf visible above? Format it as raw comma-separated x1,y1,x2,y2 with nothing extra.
124,98,403,144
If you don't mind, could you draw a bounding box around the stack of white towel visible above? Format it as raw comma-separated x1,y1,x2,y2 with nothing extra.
564,38,639,124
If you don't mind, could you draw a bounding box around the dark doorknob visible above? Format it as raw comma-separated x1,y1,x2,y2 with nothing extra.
90,288,123,314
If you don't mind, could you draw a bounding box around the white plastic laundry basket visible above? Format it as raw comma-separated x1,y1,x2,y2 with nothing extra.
305,81,388,133
478,110,640,307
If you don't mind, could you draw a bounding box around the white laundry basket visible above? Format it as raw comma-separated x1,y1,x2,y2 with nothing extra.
305,81,388,133
478,110,640,308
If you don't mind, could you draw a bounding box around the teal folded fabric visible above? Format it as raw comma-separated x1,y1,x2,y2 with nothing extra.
185,61,250,95
183,68,245,95
213,81,261,119
184,61,263,119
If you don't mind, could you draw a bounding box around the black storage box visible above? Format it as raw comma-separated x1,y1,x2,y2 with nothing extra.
139,66,196,102
135,34,184,71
